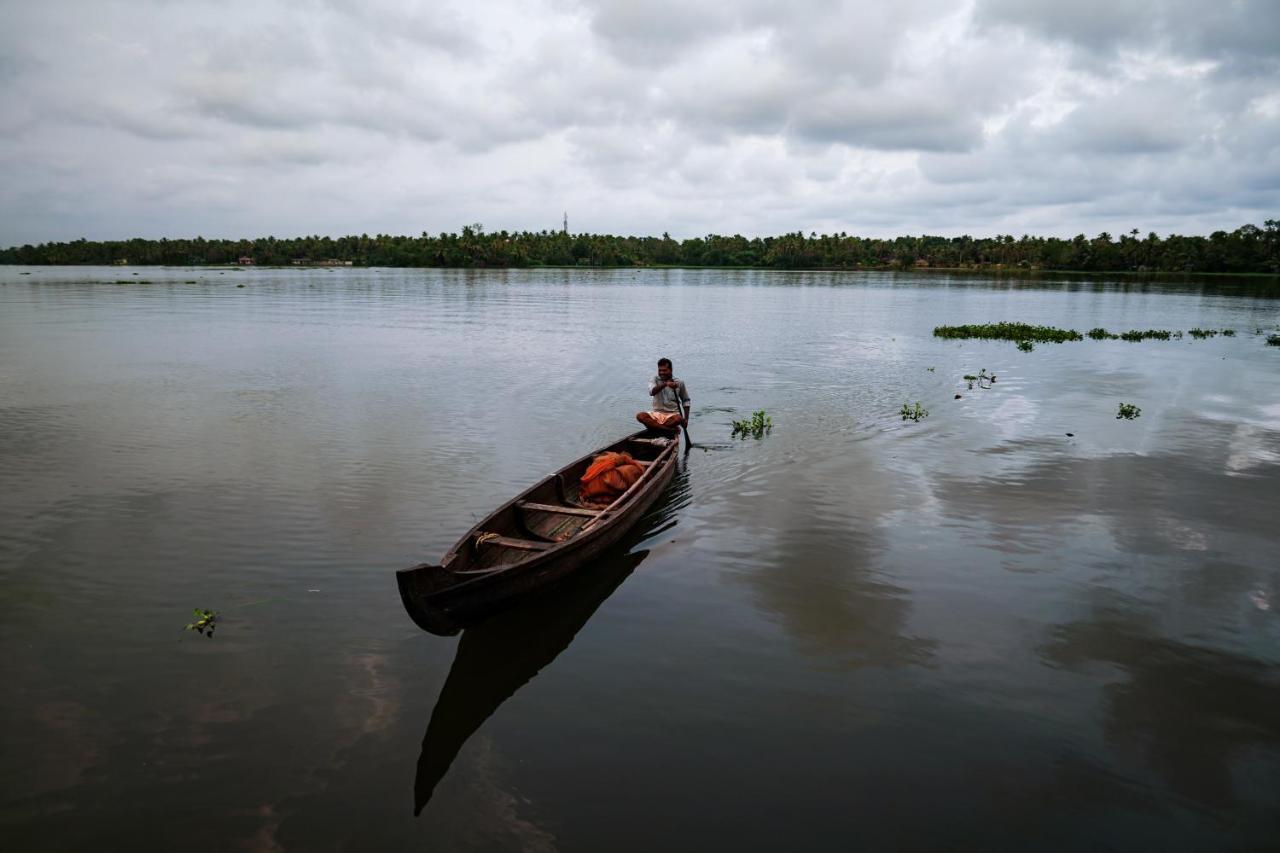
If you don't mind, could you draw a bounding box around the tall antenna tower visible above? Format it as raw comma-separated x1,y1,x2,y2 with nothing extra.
563,211,568,234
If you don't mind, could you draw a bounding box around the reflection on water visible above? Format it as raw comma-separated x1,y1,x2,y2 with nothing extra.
415,471,689,815
730,442,937,669
1044,611,1280,811
414,547,647,814
1,267,1278,849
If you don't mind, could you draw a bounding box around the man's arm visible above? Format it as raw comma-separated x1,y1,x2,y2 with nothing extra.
650,379,678,396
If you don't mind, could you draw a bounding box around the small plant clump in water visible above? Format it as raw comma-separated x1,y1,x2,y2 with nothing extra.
933,323,1083,343
1221,329,1235,336
962,369,997,390
731,410,773,439
1087,327,1115,340
185,608,219,637
1016,340,1035,352
1117,403,1141,420
1267,334,1280,347
1188,328,1218,339
901,402,929,422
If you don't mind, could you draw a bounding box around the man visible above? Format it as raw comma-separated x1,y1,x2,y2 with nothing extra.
636,357,691,432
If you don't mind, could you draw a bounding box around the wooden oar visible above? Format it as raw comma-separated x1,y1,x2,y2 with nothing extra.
674,391,694,448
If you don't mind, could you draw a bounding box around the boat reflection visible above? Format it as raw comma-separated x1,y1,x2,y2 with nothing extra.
413,546,646,814
413,471,688,815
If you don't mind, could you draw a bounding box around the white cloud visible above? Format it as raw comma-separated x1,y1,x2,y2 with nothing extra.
0,0,1277,245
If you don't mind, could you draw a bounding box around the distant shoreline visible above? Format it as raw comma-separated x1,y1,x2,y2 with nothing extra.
6,263,1280,280
4,221,1277,275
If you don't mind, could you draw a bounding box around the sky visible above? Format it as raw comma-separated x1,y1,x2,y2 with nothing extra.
1,0,1278,245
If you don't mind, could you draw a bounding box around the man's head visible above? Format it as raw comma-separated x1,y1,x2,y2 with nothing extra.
657,357,673,380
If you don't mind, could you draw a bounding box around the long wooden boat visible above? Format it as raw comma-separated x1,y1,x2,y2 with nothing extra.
397,430,680,635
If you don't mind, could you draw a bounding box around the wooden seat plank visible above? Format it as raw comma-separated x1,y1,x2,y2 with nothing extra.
475,534,552,551
517,501,601,518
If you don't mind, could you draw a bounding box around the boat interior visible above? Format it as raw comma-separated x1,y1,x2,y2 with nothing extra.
444,432,676,574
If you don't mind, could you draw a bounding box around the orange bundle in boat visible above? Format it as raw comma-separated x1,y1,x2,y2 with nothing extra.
579,451,644,504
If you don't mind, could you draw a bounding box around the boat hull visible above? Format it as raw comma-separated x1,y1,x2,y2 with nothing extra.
397,431,678,635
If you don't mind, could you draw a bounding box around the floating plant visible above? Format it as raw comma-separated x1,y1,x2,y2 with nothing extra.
1188,328,1218,339
933,323,1083,343
1016,340,1035,352
1119,329,1173,342
1116,403,1141,420
962,369,997,390
900,402,929,422
1267,334,1280,347
184,608,219,637
731,410,773,439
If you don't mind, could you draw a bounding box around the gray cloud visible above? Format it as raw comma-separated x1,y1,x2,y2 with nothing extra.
0,0,1276,245
976,0,1280,72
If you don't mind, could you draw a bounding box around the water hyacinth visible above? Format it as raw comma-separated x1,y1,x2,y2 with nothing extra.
1119,329,1173,342
731,410,773,439
900,402,929,421
933,323,1083,343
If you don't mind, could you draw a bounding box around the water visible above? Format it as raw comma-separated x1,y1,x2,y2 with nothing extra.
1,266,1278,851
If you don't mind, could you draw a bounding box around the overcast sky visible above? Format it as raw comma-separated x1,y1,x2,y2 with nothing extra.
1,0,1278,245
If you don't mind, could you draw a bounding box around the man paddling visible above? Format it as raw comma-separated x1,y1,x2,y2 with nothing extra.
637,357,691,432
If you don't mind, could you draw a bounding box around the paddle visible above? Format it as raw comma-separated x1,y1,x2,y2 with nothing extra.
673,387,694,449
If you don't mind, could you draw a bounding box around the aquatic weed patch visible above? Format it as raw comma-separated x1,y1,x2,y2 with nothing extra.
731,410,773,439
1116,403,1142,420
184,608,219,637
1267,334,1280,347
900,402,929,422
933,323,1083,343
962,368,997,390
938,321,1237,347
1119,329,1174,342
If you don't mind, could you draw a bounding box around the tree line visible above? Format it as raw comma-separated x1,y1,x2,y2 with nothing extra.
3,221,1278,273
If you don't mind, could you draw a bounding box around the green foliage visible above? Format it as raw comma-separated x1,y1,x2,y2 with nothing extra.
1016,340,1035,352
184,608,218,637
1116,403,1142,420
1267,334,1280,346
1221,329,1235,336
731,410,773,439
5,220,1279,272
1188,328,1218,339
963,369,997,389
1087,327,1114,340
900,402,929,422
1119,329,1173,341
933,323,1083,343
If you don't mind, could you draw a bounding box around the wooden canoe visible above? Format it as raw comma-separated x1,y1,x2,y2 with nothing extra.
397,430,680,635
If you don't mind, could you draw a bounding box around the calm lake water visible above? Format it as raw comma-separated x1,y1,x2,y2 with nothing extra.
2,266,1279,851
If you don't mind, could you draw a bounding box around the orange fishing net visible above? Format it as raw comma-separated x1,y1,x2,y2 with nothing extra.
579,451,644,504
